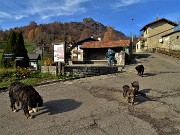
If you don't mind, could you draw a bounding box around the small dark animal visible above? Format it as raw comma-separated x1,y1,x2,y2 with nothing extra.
131,81,139,94
131,81,146,97
8,81,43,119
135,64,144,76
122,81,146,105
122,85,136,105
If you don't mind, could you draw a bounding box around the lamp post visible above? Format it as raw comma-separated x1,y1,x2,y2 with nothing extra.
131,18,134,55
132,18,134,45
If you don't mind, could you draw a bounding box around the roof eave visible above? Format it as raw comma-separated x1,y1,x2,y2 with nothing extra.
80,45,129,49
140,18,178,32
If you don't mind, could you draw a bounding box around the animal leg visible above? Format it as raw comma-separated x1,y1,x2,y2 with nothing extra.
10,98,17,112
22,103,32,119
16,101,20,107
131,96,135,105
29,107,38,113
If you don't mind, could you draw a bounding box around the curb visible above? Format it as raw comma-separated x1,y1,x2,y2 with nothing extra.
0,77,81,93
0,87,8,92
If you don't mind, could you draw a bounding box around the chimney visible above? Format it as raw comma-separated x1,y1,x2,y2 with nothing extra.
156,9,159,21
156,15,158,21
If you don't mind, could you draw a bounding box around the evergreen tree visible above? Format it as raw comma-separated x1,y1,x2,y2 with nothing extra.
16,31,29,68
1,30,17,68
1,30,29,68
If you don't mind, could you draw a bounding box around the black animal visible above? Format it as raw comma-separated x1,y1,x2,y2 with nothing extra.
135,64,144,76
122,81,146,105
8,81,43,119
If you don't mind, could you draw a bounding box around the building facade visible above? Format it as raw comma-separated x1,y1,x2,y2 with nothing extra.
71,37,98,63
80,40,131,66
140,18,178,52
161,30,180,50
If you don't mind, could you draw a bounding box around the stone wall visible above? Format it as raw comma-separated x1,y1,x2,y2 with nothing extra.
41,66,57,75
41,65,122,77
170,32,180,50
64,65,122,77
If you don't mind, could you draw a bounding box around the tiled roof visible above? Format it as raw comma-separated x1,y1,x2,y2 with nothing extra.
140,18,178,31
80,40,130,49
75,37,98,45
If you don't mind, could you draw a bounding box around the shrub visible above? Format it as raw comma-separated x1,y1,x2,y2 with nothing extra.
15,66,31,80
0,70,14,81
43,58,53,66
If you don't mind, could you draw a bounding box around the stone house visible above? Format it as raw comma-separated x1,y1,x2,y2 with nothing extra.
161,30,180,50
140,18,178,52
80,40,131,66
70,37,98,63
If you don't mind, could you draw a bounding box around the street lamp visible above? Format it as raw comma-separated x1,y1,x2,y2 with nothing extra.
132,18,134,44
131,18,134,55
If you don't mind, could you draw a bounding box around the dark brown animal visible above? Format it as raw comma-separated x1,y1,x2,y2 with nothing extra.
8,81,43,119
135,64,144,76
122,81,146,105
122,85,136,105
131,81,146,97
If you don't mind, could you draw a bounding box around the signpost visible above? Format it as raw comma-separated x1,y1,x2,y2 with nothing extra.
54,44,65,62
53,43,65,76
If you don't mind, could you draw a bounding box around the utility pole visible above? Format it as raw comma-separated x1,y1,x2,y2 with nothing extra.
132,18,134,45
131,18,134,56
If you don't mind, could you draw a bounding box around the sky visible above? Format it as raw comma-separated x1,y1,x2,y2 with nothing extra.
0,0,180,37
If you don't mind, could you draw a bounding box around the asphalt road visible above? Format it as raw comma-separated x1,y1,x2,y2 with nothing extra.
0,53,180,135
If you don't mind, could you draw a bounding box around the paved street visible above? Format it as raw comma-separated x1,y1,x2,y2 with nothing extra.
0,53,180,135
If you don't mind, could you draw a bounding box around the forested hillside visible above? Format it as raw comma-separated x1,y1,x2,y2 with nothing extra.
0,18,128,50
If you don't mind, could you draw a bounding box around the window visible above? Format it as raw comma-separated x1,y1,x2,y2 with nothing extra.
177,36,179,39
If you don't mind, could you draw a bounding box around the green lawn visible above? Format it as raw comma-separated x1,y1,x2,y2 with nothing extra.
25,43,35,53
0,42,35,52
0,52,2,67
0,41,6,49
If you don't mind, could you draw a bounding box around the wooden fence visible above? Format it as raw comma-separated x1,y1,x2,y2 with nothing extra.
156,47,180,59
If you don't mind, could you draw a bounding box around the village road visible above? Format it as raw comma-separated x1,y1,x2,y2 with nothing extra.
0,52,180,135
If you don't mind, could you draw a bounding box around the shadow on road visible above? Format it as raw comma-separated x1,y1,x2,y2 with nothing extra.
35,99,82,116
130,53,152,64
134,53,151,59
140,88,151,94
135,88,151,105
143,73,157,77
143,71,180,77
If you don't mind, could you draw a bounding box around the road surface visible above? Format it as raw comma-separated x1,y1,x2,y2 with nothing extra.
0,53,180,135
